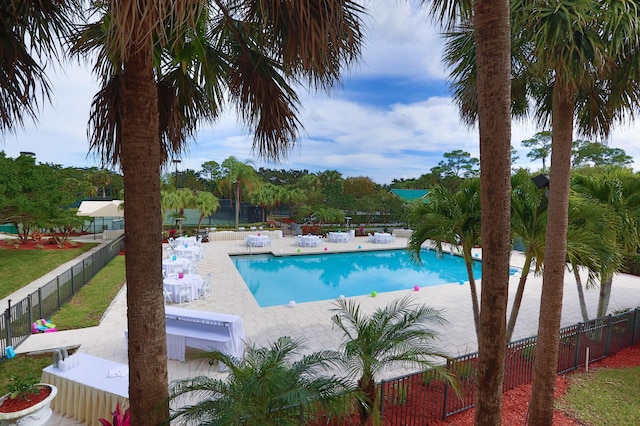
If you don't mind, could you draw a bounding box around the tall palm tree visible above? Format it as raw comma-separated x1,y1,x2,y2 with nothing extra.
0,0,78,134
167,336,355,425
425,0,513,422
331,296,454,426
513,3,640,421
442,1,640,420
407,179,482,338
72,1,365,424
219,157,260,229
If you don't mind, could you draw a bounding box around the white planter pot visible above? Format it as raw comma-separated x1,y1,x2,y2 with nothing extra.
0,384,57,426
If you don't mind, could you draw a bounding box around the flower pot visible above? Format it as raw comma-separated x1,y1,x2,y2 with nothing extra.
0,384,57,426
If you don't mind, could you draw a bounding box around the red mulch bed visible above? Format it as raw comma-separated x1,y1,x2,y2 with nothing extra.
0,236,85,250
430,343,640,425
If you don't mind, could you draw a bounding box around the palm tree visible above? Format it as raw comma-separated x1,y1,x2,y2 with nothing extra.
506,170,548,342
72,1,365,424
407,179,482,338
193,191,220,234
513,3,640,420
571,170,640,318
167,336,354,425
219,157,260,229
566,189,621,322
331,296,454,426
424,0,513,422
0,0,78,134
442,1,640,420
164,188,197,234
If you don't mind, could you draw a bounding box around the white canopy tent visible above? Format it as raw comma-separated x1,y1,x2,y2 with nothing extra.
77,200,124,218
77,200,124,237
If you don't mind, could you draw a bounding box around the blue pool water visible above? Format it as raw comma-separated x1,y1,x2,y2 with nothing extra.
232,249,482,307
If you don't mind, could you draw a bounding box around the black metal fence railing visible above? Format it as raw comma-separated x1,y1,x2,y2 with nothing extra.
307,308,639,425
0,235,125,362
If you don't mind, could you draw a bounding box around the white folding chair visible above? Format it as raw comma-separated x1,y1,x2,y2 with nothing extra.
178,285,191,305
163,288,173,304
199,273,212,300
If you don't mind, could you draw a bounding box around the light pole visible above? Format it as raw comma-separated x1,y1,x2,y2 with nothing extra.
172,159,182,189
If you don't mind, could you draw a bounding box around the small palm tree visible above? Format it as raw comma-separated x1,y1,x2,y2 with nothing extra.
167,336,354,426
331,296,454,426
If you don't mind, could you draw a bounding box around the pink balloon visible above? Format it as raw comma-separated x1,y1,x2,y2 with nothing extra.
414,285,420,291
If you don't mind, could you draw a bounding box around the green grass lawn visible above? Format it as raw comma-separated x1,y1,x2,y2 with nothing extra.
0,244,97,299
559,366,640,425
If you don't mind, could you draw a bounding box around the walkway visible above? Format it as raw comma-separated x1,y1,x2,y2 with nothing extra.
8,232,640,425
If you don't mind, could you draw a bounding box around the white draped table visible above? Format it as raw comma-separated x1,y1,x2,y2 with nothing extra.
163,274,203,302
246,235,271,247
41,353,129,426
162,257,191,275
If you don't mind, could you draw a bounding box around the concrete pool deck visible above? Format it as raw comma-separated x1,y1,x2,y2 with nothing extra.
11,232,640,425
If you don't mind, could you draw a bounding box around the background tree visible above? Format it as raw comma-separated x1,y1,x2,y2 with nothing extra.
193,191,220,234
163,188,197,234
521,131,552,171
434,149,479,178
0,153,80,242
571,139,633,169
219,157,260,229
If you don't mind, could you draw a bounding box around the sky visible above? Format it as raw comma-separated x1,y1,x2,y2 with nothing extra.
3,1,640,185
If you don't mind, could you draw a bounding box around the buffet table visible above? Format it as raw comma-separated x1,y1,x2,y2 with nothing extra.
41,353,129,426
165,306,246,362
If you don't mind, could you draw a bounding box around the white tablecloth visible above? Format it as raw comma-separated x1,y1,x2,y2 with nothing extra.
329,232,349,243
373,232,394,243
298,235,320,247
173,245,200,259
41,353,129,426
246,235,271,247
163,274,203,302
175,236,198,245
162,257,191,275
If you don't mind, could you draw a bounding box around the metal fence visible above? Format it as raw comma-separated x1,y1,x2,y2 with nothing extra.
307,308,640,425
0,235,125,362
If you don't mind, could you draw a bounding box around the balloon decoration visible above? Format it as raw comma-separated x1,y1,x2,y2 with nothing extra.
413,285,420,291
371,291,377,297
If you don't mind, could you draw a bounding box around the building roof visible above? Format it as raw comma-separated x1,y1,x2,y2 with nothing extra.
389,189,429,202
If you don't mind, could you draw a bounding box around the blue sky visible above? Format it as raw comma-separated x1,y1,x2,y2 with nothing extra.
3,0,640,184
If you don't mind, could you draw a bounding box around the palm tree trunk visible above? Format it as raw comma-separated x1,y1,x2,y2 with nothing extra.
573,264,590,322
596,275,613,318
506,252,534,342
120,47,169,425
235,182,240,228
463,249,480,339
473,0,512,424
528,80,575,425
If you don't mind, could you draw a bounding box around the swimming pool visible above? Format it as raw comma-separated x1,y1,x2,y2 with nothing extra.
231,249,482,307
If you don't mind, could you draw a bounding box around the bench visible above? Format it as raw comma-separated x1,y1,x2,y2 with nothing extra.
392,228,413,238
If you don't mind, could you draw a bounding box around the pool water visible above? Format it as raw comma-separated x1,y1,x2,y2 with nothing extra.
232,249,482,307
